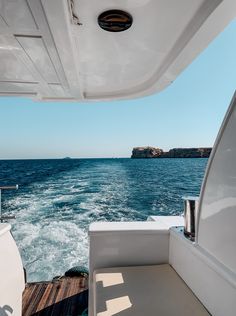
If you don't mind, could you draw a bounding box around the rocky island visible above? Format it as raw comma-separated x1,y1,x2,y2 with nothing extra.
131,147,212,158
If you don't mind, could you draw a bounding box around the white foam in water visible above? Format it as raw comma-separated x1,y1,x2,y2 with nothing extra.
6,161,131,281
11,200,89,281
15,221,88,281
2,158,206,282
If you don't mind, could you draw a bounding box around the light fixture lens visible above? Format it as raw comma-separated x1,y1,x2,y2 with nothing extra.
98,10,133,32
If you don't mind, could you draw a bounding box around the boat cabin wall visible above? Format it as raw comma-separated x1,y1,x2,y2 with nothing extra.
0,224,25,316
197,91,236,276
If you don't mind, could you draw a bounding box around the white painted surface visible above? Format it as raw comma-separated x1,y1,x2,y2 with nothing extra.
0,223,11,236
169,228,236,316
0,0,74,100
89,221,171,234
148,215,184,227
197,92,236,274
75,0,206,99
0,224,25,316
89,222,170,269
89,219,236,316
0,0,235,101
89,221,170,316
94,264,209,316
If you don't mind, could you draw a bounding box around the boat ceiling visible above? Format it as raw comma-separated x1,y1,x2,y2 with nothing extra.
0,0,235,102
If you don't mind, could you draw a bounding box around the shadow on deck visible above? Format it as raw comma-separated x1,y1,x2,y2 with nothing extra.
22,276,88,316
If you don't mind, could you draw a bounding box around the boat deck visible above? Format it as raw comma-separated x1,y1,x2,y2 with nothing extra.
22,276,88,316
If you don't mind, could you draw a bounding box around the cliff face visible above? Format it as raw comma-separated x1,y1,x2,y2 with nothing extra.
131,147,163,158
131,147,211,158
164,147,211,158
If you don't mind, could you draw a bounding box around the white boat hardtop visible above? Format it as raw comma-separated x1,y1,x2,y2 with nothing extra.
0,0,235,101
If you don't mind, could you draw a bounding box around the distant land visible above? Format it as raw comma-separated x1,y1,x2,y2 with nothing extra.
131,147,212,158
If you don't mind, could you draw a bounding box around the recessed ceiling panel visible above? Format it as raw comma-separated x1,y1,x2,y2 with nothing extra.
48,84,70,98
0,81,37,95
0,36,35,82
16,36,59,84
0,0,38,29
0,14,7,27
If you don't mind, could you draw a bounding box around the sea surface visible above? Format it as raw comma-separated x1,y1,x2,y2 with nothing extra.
0,158,208,282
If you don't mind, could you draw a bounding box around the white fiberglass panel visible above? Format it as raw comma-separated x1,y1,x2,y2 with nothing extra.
48,84,70,98
0,224,25,316
0,0,38,29
75,0,206,99
0,36,35,82
0,15,6,27
16,36,59,84
0,0,234,100
198,92,236,274
0,82,37,95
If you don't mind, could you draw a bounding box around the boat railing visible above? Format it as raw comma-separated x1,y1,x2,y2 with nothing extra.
182,196,199,241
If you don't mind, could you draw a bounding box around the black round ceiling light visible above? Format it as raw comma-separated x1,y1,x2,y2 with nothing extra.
98,10,133,32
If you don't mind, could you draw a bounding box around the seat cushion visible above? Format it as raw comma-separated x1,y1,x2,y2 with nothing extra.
93,264,210,316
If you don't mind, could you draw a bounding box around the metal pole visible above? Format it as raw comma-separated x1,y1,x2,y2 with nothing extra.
182,196,199,240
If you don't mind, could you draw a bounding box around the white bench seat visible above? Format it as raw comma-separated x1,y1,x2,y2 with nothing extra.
93,264,210,316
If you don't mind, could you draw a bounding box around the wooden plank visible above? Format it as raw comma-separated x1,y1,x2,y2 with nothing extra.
23,283,42,315
35,283,53,313
24,283,48,315
22,284,37,315
22,276,88,316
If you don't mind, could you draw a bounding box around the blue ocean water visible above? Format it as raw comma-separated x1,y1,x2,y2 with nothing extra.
0,158,208,281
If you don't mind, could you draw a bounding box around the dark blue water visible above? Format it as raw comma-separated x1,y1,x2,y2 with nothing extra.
0,158,208,281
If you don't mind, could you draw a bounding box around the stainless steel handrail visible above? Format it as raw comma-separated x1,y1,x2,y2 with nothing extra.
0,185,18,222
0,185,19,190
182,196,199,240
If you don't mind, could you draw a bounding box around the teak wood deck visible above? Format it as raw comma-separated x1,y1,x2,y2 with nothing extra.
22,276,88,316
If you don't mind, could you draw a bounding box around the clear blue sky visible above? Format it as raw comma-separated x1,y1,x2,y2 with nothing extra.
0,20,236,159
